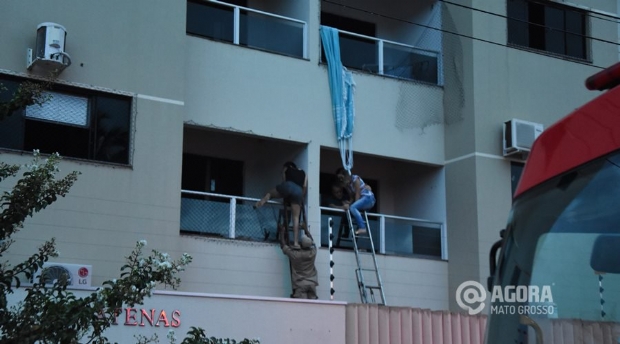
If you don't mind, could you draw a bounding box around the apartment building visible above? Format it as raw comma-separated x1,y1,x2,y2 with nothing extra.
0,0,617,342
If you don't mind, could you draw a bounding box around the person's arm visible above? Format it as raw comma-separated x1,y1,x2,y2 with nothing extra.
353,178,362,201
302,174,308,196
281,167,287,182
328,202,345,210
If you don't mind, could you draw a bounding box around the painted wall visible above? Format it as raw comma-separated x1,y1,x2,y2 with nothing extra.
184,38,445,165
0,0,185,102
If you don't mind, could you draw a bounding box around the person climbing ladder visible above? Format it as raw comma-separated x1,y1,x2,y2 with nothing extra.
255,161,308,249
335,167,375,235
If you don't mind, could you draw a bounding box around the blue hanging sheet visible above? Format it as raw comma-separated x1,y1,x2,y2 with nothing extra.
320,26,355,171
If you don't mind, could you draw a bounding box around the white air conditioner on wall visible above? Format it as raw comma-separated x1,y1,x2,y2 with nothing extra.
26,22,72,73
503,119,544,158
32,263,92,289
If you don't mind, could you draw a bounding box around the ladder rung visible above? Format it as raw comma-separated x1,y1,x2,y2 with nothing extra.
365,285,383,290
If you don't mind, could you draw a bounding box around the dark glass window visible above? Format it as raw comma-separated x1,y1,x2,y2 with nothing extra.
511,162,525,197
0,74,132,164
181,154,244,199
320,12,377,68
507,0,587,60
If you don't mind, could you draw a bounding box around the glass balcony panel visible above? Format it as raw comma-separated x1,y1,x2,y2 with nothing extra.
384,218,442,258
320,208,443,259
384,217,414,256
237,201,281,242
181,191,286,243
187,1,235,43
338,33,378,73
412,223,443,257
240,11,304,58
384,42,438,84
319,210,378,252
180,196,231,237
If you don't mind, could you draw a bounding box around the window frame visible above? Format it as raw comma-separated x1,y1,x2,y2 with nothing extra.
0,72,135,166
506,0,590,62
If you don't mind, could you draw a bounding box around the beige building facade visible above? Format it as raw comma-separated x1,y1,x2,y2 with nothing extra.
0,0,618,341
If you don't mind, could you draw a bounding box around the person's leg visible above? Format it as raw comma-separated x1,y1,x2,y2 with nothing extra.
350,195,375,234
287,183,304,248
292,288,304,298
307,286,318,300
291,203,301,249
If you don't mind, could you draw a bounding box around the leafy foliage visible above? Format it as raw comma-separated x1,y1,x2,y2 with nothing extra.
0,80,52,121
0,152,196,343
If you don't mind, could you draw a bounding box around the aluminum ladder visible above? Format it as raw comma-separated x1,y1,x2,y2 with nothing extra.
346,210,386,305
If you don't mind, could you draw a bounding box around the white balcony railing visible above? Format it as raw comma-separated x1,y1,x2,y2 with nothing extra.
187,0,308,59
320,207,446,260
322,26,442,85
180,190,446,260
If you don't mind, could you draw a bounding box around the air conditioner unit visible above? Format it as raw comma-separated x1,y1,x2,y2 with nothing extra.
503,119,544,157
32,263,92,289
26,22,72,73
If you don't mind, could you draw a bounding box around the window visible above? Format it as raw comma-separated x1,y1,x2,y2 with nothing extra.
507,0,588,60
321,12,376,37
320,12,439,84
181,154,244,199
511,161,525,197
320,12,377,70
0,75,132,164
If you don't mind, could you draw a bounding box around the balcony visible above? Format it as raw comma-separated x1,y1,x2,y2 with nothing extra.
187,0,308,59
320,207,446,260
179,190,446,260
321,27,441,85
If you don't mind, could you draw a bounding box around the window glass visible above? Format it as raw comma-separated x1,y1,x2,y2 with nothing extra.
507,0,528,46
511,162,524,197
0,74,132,164
565,10,585,58
507,0,587,60
239,10,304,58
544,6,565,55
25,91,88,127
93,95,131,164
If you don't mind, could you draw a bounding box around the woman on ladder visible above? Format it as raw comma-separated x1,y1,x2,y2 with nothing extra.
336,167,375,235
255,161,308,249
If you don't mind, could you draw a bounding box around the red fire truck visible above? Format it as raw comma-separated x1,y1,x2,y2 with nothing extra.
486,63,620,343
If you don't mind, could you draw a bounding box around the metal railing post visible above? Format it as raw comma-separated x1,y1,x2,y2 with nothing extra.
379,215,386,254
303,23,308,59
229,197,236,239
233,6,240,45
378,40,384,75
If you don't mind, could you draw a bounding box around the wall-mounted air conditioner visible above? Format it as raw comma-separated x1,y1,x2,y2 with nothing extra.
27,22,72,73
32,263,92,289
503,119,544,158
